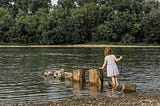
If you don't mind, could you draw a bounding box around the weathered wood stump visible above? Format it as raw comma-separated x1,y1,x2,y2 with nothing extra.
122,83,137,93
89,68,103,86
73,69,85,83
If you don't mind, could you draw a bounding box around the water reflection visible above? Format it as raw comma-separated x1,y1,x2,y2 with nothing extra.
73,82,85,94
89,85,103,97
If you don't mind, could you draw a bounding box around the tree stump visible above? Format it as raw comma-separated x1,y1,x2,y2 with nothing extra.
73,69,85,83
89,68,103,86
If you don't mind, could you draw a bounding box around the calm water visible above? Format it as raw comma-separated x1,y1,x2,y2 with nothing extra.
0,47,160,104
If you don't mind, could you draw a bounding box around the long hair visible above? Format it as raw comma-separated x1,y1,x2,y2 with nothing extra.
104,48,112,56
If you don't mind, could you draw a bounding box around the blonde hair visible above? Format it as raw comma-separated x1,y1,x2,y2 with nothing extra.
104,47,112,56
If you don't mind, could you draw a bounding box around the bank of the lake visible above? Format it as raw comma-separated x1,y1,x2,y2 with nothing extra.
0,44,160,48
12,92,160,106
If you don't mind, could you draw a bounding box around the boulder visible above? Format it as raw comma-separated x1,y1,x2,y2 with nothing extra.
122,83,137,93
106,82,136,93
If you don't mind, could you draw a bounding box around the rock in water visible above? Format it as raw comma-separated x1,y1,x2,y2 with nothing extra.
115,85,123,92
106,82,113,89
122,83,137,93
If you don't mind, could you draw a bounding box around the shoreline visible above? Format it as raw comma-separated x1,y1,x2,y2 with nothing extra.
0,44,160,48
11,92,160,106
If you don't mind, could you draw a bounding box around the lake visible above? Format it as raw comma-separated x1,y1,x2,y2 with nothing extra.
0,47,160,104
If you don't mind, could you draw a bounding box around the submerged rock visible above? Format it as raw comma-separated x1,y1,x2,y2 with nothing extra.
122,83,137,93
44,68,73,81
106,82,137,93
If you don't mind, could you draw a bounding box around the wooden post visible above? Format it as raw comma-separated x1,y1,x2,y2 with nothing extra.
89,68,103,86
73,69,85,83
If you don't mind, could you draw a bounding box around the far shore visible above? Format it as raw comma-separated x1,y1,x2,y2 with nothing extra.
0,44,160,48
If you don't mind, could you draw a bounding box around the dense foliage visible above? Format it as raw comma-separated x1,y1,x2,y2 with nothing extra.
0,0,160,44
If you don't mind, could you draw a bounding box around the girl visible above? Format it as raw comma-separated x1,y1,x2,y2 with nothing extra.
100,48,122,87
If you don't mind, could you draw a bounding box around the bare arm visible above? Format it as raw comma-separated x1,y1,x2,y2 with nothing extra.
114,55,123,62
99,57,107,69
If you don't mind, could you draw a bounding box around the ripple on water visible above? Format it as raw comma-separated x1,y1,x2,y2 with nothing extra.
0,47,159,104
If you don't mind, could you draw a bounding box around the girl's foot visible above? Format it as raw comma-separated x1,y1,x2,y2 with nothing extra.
106,82,113,88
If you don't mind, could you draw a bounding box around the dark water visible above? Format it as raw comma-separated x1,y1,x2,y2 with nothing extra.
0,47,159,104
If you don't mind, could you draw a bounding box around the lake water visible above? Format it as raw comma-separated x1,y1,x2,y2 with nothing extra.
0,47,160,104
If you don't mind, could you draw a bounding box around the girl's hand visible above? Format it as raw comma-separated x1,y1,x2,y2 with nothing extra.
120,56,123,59
99,67,103,70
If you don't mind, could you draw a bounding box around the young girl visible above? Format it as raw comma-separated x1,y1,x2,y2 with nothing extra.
100,47,122,87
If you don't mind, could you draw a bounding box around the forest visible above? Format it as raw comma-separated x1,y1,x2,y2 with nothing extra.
0,0,160,45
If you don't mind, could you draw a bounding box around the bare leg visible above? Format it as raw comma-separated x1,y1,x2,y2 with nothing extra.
115,77,119,87
112,76,116,87
112,76,119,87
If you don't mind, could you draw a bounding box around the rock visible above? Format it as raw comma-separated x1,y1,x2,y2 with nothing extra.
64,72,73,81
122,83,137,93
106,82,123,92
106,82,136,93
44,71,54,76
115,85,123,92
53,68,65,80
106,82,113,89
44,68,73,81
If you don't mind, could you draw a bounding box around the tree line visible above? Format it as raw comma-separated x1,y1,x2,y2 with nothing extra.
0,0,160,45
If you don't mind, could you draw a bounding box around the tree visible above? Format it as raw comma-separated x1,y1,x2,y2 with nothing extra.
34,9,50,44
0,0,51,14
142,8,160,44
0,0,10,8
28,0,51,13
57,0,76,9
15,12,39,44
0,0,160,44
64,7,87,43
83,2,98,41
92,10,141,43
0,8,14,43
38,7,68,44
